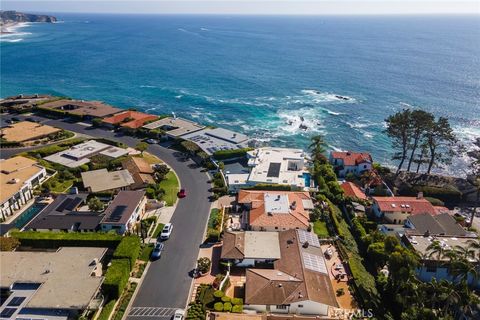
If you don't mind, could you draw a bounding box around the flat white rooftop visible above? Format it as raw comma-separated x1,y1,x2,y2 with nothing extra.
44,140,128,168
142,117,205,137
183,128,250,155
63,140,111,160
82,169,134,192
246,147,307,186
244,231,281,259
264,193,290,214
0,247,106,310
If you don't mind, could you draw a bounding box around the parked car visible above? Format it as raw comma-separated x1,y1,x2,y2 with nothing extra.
145,138,159,144
25,117,38,122
151,242,165,260
11,117,20,122
160,223,173,240
173,309,185,320
4,119,13,124
177,188,186,198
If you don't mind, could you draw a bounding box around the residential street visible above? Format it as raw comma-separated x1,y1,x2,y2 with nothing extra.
0,115,213,316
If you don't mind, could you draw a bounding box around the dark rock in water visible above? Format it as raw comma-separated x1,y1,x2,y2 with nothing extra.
299,116,305,122
335,95,350,101
299,124,308,130
0,11,57,24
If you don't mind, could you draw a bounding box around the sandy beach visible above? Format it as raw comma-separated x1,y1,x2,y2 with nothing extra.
0,22,29,35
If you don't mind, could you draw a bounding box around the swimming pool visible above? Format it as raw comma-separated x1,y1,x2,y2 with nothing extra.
303,172,312,187
13,203,46,229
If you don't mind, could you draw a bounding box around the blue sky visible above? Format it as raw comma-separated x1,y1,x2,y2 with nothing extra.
2,0,479,15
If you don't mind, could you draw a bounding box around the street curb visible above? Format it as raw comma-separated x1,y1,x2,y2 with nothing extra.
122,260,153,320
184,198,217,311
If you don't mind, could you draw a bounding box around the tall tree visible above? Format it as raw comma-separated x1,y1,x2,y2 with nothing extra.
424,117,457,174
385,109,412,174
407,110,434,172
135,142,148,155
414,142,430,173
309,135,328,163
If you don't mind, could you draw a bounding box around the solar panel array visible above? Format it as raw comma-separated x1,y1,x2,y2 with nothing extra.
105,205,127,223
267,162,281,177
0,308,16,318
298,230,321,247
55,197,83,212
302,252,327,274
7,297,25,307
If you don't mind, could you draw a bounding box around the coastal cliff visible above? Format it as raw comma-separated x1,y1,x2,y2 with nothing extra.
0,11,56,24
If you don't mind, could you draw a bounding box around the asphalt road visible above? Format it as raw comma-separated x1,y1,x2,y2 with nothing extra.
0,114,213,316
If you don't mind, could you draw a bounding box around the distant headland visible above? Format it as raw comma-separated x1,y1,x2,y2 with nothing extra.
0,10,56,34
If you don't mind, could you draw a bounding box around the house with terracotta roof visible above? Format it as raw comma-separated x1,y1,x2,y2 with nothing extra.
340,181,367,201
329,151,372,178
372,195,444,224
102,111,158,129
244,229,338,315
121,156,155,189
237,190,314,231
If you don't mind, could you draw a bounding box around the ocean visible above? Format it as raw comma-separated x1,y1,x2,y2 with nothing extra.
1,14,479,175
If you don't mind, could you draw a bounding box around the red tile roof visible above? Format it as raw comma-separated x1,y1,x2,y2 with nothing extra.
102,111,158,129
341,182,367,200
331,151,372,166
373,196,437,216
238,190,311,230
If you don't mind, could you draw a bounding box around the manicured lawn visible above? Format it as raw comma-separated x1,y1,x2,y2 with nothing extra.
152,223,165,238
158,171,179,206
140,152,163,165
139,244,154,261
313,220,330,238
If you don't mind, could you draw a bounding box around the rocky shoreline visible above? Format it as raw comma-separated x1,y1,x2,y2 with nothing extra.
0,11,56,34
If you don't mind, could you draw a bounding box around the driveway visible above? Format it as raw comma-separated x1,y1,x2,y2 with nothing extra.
1,114,213,316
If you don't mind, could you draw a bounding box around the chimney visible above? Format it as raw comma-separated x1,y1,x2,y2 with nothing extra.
302,241,309,248
417,192,423,199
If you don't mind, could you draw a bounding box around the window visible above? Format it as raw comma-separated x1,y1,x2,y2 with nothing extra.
275,227,278,230
298,304,304,308
276,305,287,310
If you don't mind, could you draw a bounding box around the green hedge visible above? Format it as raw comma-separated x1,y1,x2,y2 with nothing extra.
139,244,154,262
97,299,116,320
213,148,253,160
409,185,463,204
102,259,131,299
11,231,122,249
113,236,141,270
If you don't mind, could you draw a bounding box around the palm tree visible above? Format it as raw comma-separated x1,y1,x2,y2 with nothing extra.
309,135,328,162
427,240,447,261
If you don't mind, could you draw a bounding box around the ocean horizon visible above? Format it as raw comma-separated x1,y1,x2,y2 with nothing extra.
1,13,479,175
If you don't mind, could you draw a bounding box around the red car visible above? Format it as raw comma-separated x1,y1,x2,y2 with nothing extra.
178,188,186,198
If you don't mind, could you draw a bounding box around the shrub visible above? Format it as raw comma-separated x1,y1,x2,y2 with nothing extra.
97,299,116,320
11,231,121,249
0,237,20,251
113,236,141,270
102,259,130,299
213,302,223,312
212,148,253,160
231,298,243,305
336,288,345,296
424,196,445,207
213,290,224,298
197,257,211,274
221,296,231,302
232,305,243,313
223,302,232,312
